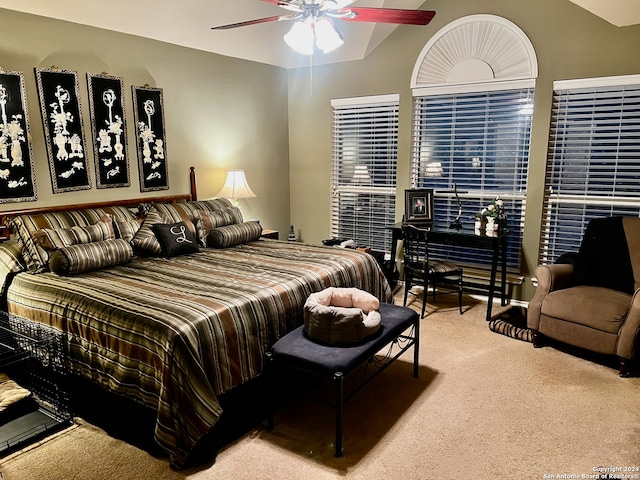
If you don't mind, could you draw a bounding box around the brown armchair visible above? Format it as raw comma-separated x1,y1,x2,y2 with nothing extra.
528,217,640,377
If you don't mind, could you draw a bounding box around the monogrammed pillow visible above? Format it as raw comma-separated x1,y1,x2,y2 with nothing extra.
152,221,200,257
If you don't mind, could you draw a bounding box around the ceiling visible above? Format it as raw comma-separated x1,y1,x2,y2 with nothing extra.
568,0,640,27
0,0,638,69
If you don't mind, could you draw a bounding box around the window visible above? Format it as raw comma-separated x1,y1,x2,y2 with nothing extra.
330,95,398,253
540,75,640,264
409,14,538,273
411,85,534,270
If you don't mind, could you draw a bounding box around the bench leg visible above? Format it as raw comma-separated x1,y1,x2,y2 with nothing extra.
413,317,420,378
334,371,344,457
266,351,274,431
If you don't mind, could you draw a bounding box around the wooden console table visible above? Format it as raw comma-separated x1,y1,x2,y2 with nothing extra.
386,222,508,321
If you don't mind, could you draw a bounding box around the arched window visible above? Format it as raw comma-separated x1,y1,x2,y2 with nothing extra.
410,15,538,271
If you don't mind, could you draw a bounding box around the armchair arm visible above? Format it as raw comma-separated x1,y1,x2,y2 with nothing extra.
617,288,640,360
528,264,575,331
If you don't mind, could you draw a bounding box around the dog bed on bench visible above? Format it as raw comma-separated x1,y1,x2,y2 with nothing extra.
304,287,382,345
267,302,419,457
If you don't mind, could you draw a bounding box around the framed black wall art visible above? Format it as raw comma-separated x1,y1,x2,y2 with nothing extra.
404,188,434,227
87,73,130,189
0,69,37,203
132,85,168,192
35,67,91,193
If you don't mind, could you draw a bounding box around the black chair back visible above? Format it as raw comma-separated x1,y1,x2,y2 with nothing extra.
401,224,430,274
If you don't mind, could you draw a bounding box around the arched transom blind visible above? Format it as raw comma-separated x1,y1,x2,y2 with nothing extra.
540,75,640,264
411,14,537,89
331,94,398,252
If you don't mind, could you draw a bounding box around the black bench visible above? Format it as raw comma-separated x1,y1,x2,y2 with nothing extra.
265,302,420,457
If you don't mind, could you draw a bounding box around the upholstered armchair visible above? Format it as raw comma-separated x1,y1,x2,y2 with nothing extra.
528,216,640,377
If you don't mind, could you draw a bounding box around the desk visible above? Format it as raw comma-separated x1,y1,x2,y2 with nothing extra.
386,222,507,321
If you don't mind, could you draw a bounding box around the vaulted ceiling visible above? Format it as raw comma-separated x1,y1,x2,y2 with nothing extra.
0,0,637,69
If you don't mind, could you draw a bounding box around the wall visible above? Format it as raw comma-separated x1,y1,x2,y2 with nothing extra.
3,2,640,302
0,8,291,236
287,0,640,301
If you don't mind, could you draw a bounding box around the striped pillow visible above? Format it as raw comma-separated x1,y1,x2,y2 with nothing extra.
151,202,199,237
0,240,26,274
49,238,134,276
190,198,233,213
33,219,115,251
130,208,164,256
8,207,135,273
11,213,114,273
0,241,27,297
194,209,236,246
100,205,138,220
114,218,142,242
207,221,262,248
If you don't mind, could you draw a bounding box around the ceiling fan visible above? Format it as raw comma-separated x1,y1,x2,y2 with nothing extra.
211,0,436,55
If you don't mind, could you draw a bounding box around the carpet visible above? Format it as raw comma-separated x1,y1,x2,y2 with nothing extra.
2,295,639,480
488,305,532,342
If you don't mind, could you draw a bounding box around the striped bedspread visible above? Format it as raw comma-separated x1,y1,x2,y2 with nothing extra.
6,240,391,468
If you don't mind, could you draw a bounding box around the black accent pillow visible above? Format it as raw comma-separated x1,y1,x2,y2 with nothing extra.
152,221,200,257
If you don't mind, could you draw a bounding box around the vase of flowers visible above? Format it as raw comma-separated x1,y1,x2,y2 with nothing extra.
481,196,506,235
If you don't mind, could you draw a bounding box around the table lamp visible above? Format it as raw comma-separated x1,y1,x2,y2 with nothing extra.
215,169,256,204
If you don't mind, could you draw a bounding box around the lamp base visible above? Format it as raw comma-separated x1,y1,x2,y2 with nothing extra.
449,220,463,230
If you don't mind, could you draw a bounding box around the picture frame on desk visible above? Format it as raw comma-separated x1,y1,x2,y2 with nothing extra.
404,188,434,227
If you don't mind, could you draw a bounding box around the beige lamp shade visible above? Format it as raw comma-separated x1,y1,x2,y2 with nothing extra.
215,169,257,199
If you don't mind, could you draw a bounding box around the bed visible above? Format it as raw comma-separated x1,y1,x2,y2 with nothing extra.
0,171,391,468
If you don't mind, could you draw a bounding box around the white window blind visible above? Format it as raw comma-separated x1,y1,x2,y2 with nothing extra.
540,75,640,264
411,86,535,270
331,95,398,252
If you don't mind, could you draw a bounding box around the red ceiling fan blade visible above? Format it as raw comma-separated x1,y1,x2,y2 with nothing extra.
211,15,290,30
341,8,436,25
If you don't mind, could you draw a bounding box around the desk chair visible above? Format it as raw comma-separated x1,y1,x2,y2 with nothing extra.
401,224,464,318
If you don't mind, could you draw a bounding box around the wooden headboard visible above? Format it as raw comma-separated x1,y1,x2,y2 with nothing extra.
0,166,199,241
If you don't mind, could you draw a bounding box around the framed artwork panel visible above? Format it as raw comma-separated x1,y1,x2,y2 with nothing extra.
87,73,130,188
404,188,434,227
35,67,91,193
132,85,168,192
0,69,37,203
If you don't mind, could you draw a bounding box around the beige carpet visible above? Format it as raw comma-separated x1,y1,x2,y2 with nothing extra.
1,292,638,480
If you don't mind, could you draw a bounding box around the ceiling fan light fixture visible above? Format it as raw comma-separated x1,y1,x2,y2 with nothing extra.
315,18,344,53
213,2,436,59
283,19,315,55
